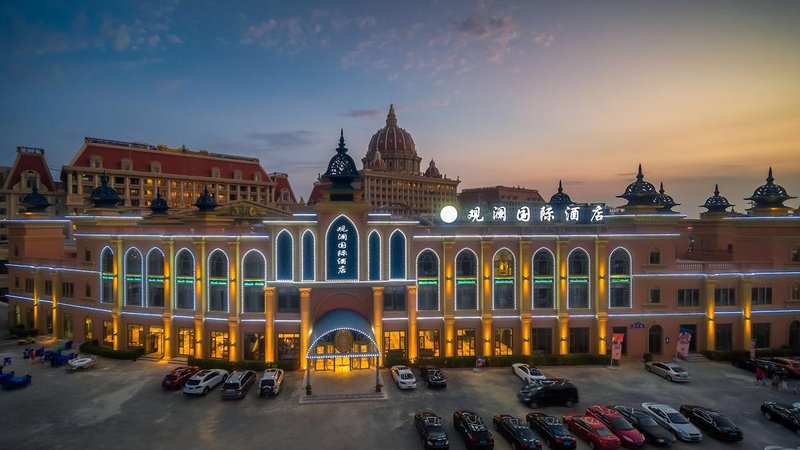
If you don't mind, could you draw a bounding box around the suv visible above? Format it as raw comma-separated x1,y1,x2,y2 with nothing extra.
259,368,284,397
415,410,450,449
517,379,579,408
453,410,494,449
221,370,256,400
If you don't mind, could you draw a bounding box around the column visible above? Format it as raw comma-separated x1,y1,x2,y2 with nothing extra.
556,239,569,354
443,240,455,357
558,315,569,355
444,318,455,357
228,240,240,362
407,285,418,361
594,239,608,355
265,287,276,363
31,270,44,333
372,287,384,366
228,318,238,362
162,315,173,360
51,272,61,340
299,287,311,370
194,239,206,358
703,279,717,352
739,277,753,351
113,238,123,351
163,239,174,359
193,317,204,360
520,240,532,356
480,240,493,357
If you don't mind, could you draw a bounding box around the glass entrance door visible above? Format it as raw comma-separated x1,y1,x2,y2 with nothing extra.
148,326,164,356
351,344,371,369
335,356,351,372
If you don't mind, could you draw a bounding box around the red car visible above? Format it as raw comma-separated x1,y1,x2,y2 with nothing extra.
563,414,620,450
586,405,645,448
161,366,202,390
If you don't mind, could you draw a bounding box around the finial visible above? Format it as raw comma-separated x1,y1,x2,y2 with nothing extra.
636,164,643,180
203,185,209,195
386,104,397,127
557,180,563,193
337,129,348,153
659,182,665,195
714,184,720,196
767,167,774,184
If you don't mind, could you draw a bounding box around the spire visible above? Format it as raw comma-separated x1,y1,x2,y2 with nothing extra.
659,182,665,195
557,180,563,193
337,128,348,154
714,184,720,196
767,166,774,184
636,163,644,180
150,188,169,214
386,104,397,127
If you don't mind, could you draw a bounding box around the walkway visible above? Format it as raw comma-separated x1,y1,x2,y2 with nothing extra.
299,368,388,404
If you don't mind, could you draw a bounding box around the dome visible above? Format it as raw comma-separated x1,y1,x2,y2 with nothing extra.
322,129,360,184
744,167,796,208
21,182,51,213
701,184,734,213
423,159,441,178
617,164,659,206
194,186,218,212
654,182,680,213
363,104,421,175
548,180,572,208
150,190,169,214
90,173,122,208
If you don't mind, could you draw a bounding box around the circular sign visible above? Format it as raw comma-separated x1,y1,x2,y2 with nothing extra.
334,329,354,353
440,205,458,224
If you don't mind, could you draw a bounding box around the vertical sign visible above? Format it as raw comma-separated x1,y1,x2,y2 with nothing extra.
327,216,358,280
611,333,625,361
676,329,692,358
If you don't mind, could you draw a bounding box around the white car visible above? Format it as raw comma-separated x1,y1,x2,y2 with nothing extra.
182,369,229,395
259,368,284,397
512,363,546,384
641,402,702,442
391,365,417,390
645,361,690,382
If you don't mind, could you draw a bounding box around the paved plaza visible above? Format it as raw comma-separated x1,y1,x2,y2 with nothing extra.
2,338,799,450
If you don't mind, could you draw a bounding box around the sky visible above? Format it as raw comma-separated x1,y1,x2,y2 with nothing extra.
1,0,799,218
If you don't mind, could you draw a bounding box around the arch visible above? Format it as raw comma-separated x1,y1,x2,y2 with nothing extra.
648,247,661,265
389,229,407,279
492,247,516,309
325,215,359,280
242,249,267,313
532,247,555,309
567,247,591,309
301,229,315,281
174,248,195,310
305,309,380,359
790,320,800,350
145,248,165,307
609,247,632,308
648,324,663,354
124,247,143,306
99,246,114,304
368,230,381,281
455,248,478,310
207,249,229,312
275,229,294,281
416,249,440,311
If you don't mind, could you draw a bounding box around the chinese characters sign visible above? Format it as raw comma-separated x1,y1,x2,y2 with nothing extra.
460,204,605,225
326,216,358,279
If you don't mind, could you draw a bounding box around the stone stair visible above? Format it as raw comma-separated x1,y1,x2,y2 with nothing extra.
678,353,711,362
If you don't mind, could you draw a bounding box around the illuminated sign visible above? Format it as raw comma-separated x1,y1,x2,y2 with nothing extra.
440,205,458,224
569,277,589,283
176,277,194,284
456,278,477,285
125,275,141,282
610,276,630,283
243,280,265,287
533,277,554,284
101,274,115,280
209,279,227,286
455,203,606,225
418,278,438,285
494,278,514,284
147,276,164,283
327,217,358,280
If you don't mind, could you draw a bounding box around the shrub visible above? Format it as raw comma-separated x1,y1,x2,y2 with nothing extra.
78,342,144,360
186,357,300,372
702,348,797,361
642,353,653,362
9,325,39,338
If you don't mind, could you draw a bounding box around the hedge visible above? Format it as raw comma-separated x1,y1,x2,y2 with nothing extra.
187,357,300,372
702,348,799,361
79,342,144,360
385,353,609,369
9,325,39,338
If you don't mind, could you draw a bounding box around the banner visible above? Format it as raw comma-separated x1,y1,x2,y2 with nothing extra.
677,329,693,357
611,333,625,361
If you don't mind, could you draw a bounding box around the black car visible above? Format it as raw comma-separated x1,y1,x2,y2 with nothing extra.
525,412,577,449
761,402,800,436
415,410,450,449
679,405,743,441
418,366,447,388
453,410,495,449
492,414,542,450
612,405,676,446
732,357,790,378
517,380,579,408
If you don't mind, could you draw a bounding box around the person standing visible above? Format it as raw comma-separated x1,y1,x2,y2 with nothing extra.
756,366,765,385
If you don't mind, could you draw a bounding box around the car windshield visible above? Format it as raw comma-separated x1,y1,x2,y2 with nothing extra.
790,409,800,420
552,424,569,436
401,373,414,380
186,379,200,386
428,425,444,434
515,427,536,439
165,374,177,380
530,367,543,376
609,417,633,430
710,414,734,428
669,366,686,373
261,379,274,386
596,427,613,437
667,413,689,424
428,369,441,377
223,382,239,390
636,415,658,427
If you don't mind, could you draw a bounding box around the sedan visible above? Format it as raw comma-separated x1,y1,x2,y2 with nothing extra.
768,357,800,377
182,369,229,396
761,402,800,436
161,365,201,390
679,405,743,441
415,410,450,450
525,412,577,449
391,365,417,390
612,405,676,446
732,357,790,378
562,414,620,450
418,366,447,388
585,405,645,448
644,362,690,382
513,363,547,384
492,414,542,450
641,402,702,442
453,410,494,449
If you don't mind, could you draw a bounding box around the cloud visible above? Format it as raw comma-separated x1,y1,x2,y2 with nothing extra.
533,33,555,48
114,24,131,51
167,34,183,45
343,108,386,118
117,57,164,70
246,130,316,148
147,34,161,48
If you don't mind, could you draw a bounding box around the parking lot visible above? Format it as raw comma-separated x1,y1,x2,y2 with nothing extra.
2,339,799,450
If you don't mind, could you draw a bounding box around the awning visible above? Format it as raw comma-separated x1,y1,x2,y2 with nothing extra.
306,309,380,359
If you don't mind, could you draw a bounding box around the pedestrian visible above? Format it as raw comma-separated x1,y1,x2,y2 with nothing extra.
756,366,764,385
772,373,780,390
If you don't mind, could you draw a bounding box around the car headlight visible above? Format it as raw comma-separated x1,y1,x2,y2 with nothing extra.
622,435,633,442
655,438,664,444
678,430,689,437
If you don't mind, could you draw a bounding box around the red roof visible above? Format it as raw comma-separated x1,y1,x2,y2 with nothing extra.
3,147,57,191
270,173,297,203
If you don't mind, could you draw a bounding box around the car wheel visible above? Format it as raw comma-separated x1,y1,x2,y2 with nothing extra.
764,411,772,420
666,375,673,382
203,387,209,395
565,399,576,407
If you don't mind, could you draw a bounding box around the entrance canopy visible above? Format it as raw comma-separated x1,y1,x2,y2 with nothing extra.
306,309,380,359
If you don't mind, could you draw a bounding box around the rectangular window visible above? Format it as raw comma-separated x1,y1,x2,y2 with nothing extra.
178,328,195,356
456,281,477,309
493,282,515,309
714,288,736,307
45,280,53,295
417,282,439,310
494,328,513,356
277,333,300,360
568,283,589,308
753,323,771,348
85,284,91,298
383,286,406,311
277,287,300,312
383,330,406,359
677,288,700,307
569,327,590,353
752,287,772,306
609,282,630,308
84,317,93,340
63,312,73,339
62,282,74,299
533,283,554,309
418,330,440,358
24,278,33,293
649,288,661,303
85,250,92,262
210,331,229,359
103,321,114,346
243,332,265,361
127,324,144,349
532,328,553,354
714,323,733,351
456,328,476,356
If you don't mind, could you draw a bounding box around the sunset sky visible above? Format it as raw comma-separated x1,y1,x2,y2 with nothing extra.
1,0,798,217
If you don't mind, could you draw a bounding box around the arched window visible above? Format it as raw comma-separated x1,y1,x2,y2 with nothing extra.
792,282,800,301
326,215,358,280
609,248,632,308
275,230,293,281
416,250,439,311
532,249,555,309
567,248,590,308
175,249,195,310
368,231,380,281
100,246,114,304
455,249,477,310
493,248,515,309
648,325,663,354
146,249,164,307
124,248,143,306
301,230,315,281
242,250,266,313
790,321,800,350
207,250,229,312
649,247,661,265
390,230,406,279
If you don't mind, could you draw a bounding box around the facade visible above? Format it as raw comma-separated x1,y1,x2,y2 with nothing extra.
5,134,800,373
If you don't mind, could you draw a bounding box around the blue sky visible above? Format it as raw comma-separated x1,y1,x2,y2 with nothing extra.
1,0,799,216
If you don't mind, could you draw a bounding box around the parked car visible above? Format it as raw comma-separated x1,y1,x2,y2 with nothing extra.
221,370,256,400
259,368,284,397
611,405,676,446
391,365,417,390
732,356,790,378
525,412,577,449
585,405,645,448
644,361,690,382
562,414,620,450
418,366,447,388
679,405,742,441
512,363,547,384
768,357,800,377
492,414,542,449
453,410,494,449
183,369,229,396
415,410,450,450
517,379,578,408
161,365,201,390
761,402,800,436
641,402,702,442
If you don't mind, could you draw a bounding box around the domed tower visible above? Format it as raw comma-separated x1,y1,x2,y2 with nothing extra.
89,173,122,209
21,182,52,214
700,184,735,218
654,182,680,214
744,167,796,216
617,164,660,213
363,104,421,175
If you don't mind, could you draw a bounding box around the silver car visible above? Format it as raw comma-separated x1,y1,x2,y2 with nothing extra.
182,369,229,396
641,402,702,442
645,361,690,382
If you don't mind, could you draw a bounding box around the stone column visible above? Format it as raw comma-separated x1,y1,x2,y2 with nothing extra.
372,287,384,366
113,238,124,351
194,239,206,359
299,287,311,370
163,239,174,359
739,277,753,351
594,239,608,355
51,272,61,340
407,285,418,361
227,240,240,362
265,287,276,363
556,239,569,354
228,318,238,362
520,240,532,356
703,279,717,352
